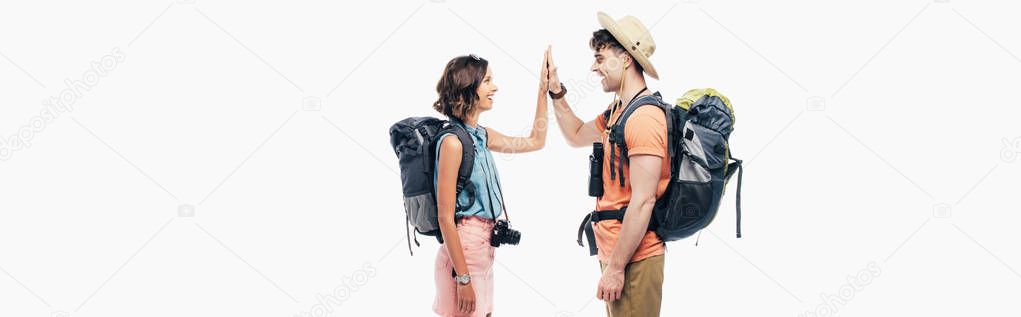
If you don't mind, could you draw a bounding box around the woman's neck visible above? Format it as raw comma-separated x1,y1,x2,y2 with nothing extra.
461,111,480,128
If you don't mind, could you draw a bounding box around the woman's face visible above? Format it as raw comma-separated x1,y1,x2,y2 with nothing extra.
474,67,498,112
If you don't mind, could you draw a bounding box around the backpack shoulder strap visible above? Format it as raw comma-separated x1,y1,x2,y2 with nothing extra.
436,124,477,212
615,93,672,136
607,93,674,186
608,92,673,160
603,107,613,128
447,125,475,192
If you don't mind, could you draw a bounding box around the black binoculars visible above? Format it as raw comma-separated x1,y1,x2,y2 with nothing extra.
589,142,604,197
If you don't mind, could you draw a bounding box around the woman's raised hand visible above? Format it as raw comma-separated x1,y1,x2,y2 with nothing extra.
540,45,551,91
545,45,562,93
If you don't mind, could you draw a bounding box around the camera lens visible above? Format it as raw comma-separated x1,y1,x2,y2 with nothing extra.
507,230,520,245
491,220,521,247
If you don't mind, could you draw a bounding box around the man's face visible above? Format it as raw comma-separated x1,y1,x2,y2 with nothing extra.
590,47,627,93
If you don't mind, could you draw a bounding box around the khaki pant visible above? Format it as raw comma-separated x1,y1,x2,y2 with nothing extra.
599,255,665,317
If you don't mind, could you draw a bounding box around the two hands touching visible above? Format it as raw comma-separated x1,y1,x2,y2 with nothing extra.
540,45,564,96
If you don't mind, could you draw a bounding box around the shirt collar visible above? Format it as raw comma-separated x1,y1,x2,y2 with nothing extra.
452,118,485,140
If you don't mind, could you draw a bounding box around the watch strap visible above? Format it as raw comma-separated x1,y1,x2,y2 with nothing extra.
549,83,567,99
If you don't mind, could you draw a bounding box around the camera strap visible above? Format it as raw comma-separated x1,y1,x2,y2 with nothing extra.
493,171,510,222
478,128,509,222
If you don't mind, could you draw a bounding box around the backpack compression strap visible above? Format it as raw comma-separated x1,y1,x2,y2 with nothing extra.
725,157,743,238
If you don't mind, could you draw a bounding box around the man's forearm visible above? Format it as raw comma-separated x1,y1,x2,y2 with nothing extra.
552,98,584,145
607,195,656,270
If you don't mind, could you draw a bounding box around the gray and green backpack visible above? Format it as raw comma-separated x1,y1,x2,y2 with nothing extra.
579,88,744,255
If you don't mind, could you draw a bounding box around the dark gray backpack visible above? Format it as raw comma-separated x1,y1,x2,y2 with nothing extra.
389,117,475,255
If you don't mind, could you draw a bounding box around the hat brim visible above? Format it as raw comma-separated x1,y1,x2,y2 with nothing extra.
597,12,659,79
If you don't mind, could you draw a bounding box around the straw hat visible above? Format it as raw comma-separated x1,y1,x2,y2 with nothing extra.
597,11,659,79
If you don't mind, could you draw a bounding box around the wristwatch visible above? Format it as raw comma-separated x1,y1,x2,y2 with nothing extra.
549,83,567,99
455,273,472,285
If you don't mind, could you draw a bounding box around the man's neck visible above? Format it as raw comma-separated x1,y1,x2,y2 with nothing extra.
619,72,649,106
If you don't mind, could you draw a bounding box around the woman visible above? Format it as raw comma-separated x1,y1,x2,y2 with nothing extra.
432,49,552,317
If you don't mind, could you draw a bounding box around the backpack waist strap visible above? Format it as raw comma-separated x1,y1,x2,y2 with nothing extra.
577,207,657,256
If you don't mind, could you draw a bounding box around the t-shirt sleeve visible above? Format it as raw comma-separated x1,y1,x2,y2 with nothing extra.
624,106,667,158
594,109,609,131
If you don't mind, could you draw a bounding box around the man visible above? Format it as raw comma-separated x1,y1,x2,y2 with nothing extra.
545,12,671,316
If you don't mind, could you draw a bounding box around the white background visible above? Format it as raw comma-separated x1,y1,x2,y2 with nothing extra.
2,0,1020,316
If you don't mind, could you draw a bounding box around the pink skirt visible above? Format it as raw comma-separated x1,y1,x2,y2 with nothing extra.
433,216,496,317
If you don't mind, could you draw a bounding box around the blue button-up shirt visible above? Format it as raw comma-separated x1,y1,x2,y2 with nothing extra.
433,120,504,219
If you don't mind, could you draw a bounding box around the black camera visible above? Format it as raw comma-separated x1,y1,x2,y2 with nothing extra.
589,142,604,197
490,219,521,247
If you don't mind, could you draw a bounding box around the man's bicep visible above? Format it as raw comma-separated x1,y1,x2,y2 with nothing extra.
576,119,603,145
628,154,662,200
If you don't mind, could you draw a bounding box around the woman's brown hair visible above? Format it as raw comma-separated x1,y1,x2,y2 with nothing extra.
433,55,489,121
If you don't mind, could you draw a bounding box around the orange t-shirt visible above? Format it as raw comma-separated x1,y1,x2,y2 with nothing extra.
592,99,671,264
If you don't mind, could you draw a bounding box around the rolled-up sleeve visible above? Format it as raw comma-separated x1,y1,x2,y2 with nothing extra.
624,106,667,158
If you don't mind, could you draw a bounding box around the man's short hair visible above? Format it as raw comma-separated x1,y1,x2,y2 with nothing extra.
589,29,644,74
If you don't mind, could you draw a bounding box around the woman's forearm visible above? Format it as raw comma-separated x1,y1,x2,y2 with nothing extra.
528,86,549,149
485,88,549,154
438,213,469,276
